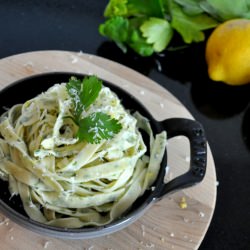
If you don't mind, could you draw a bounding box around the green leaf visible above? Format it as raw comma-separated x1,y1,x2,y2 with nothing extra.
199,0,249,21
170,1,218,43
104,0,128,17
174,0,204,15
77,112,122,144
66,76,102,120
80,76,102,109
127,0,165,18
99,16,129,42
127,17,155,56
99,16,129,52
128,35,155,56
140,17,173,52
66,77,84,121
66,76,122,144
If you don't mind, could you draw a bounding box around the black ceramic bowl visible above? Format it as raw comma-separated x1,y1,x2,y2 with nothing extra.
0,73,207,239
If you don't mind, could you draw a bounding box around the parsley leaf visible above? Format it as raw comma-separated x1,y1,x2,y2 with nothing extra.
66,77,83,121
127,0,165,18
66,76,122,144
66,75,102,120
200,0,250,21
174,0,204,16
140,17,173,52
99,16,129,52
128,29,155,56
80,75,102,109
170,1,218,43
77,112,122,144
104,0,128,17
128,17,155,56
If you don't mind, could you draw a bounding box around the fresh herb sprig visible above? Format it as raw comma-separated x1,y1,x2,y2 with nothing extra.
66,76,122,144
99,0,250,57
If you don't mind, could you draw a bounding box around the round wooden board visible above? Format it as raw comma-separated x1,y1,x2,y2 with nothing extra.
0,51,216,250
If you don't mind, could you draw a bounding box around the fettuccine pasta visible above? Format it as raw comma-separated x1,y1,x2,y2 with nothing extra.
0,81,166,228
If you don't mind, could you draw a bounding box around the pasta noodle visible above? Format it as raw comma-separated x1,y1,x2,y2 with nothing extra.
0,81,167,228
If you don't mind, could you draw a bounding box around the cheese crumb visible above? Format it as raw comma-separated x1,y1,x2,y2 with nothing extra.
5,219,9,226
145,243,155,248
141,224,146,237
179,197,187,209
199,211,205,218
155,59,162,72
23,61,34,68
77,50,83,56
43,241,51,249
71,56,78,64
0,215,6,226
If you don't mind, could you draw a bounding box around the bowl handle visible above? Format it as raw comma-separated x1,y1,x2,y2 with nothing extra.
156,118,207,199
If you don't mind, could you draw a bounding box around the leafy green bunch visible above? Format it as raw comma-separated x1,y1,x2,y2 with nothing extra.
99,0,250,56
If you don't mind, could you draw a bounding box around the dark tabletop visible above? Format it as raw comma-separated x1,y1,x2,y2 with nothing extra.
0,1,250,249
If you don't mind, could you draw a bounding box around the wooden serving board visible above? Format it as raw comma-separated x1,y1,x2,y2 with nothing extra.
0,51,217,250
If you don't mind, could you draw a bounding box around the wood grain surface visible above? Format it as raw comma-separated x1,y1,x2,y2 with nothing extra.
0,51,217,250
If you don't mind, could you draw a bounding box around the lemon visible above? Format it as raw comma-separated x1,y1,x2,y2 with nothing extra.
206,19,250,86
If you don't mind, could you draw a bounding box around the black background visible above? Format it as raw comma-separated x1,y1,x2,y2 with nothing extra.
0,1,250,249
